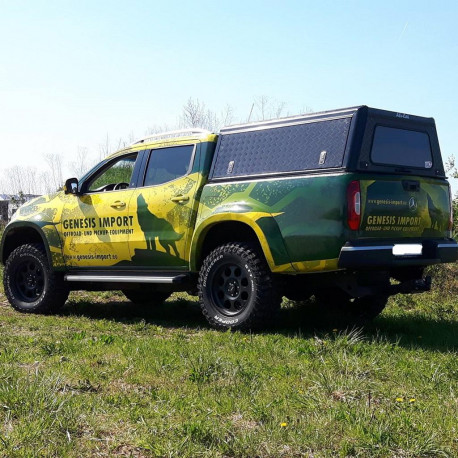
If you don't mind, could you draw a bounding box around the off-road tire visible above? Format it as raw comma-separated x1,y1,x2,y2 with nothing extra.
122,288,170,306
198,243,281,330
3,244,69,314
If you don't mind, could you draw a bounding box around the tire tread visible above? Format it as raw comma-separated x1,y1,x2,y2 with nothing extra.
3,243,69,314
198,242,280,330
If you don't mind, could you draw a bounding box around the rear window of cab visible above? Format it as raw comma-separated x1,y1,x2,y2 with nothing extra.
371,126,433,169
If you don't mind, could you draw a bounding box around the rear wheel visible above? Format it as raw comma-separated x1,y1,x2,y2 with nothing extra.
122,287,170,306
198,243,281,330
3,244,69,314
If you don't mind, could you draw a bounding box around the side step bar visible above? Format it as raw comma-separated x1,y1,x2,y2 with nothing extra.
65,273,189,284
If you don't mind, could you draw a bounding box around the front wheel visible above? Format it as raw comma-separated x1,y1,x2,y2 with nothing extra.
3,244,69,314
198,243,281,330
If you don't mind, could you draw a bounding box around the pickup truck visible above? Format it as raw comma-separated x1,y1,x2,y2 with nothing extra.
1,106,457,329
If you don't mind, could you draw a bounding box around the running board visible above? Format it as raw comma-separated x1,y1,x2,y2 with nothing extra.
64,273,189,284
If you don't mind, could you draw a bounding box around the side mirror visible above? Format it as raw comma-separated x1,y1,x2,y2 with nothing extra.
64,177,79,195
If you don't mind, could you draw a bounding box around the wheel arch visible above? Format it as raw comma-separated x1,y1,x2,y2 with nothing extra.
1,222,64,269
189,214,293,273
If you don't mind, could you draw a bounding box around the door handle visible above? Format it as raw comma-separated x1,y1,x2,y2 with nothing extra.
171,195,189,203
111,200,126,208
402,180,420,192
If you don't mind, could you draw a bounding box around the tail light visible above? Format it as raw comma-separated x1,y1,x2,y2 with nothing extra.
448,184,454,232
347,180,361,230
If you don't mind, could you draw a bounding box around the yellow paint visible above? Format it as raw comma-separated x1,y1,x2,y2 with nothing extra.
291,258,339,272
128,172,204,265
191,212,296,273
59,189,135,267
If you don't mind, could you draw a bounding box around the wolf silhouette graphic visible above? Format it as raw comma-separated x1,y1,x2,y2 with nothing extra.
136,194,184,257
427,193,444,230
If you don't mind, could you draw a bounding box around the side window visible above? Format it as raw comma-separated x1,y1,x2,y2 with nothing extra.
144,145,194,187
88,154,137,192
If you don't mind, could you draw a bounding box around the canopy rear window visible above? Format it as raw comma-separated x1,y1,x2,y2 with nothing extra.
371,126,433,169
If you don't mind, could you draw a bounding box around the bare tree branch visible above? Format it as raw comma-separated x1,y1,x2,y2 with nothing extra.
44,153,64,191
445,155,458,178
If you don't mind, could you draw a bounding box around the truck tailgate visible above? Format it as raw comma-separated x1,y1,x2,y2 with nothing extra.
359,176,450,239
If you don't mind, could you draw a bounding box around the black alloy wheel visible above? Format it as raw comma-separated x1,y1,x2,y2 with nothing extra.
208,262,252,316
198,242,281,330
13,255,46,302
3,244,69,313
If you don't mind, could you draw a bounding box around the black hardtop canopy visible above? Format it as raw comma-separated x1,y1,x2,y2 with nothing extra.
211,106,443,180
220,106,362,134
220,105,435,135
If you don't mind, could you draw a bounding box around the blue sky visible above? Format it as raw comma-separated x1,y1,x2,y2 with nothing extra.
0,0,457,192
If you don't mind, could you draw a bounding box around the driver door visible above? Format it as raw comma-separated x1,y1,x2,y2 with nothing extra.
59,153,139,268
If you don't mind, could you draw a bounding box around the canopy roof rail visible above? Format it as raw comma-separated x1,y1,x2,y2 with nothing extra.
132,128,213,145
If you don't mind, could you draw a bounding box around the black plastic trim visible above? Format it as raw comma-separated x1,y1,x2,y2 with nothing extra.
0,221,55,266
338,239,458,269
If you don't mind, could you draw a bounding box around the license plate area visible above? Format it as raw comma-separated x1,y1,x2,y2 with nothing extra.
392,244,422,256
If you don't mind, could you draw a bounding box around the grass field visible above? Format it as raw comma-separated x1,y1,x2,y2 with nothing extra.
0,260,457,457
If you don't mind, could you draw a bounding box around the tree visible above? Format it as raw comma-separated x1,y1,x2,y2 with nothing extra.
249,96,288,122
1,166,38,195
445,155,458,180
8,191,28,219
445,155,458,239
69,147,92,178
179,98,234,132
44,153,64,191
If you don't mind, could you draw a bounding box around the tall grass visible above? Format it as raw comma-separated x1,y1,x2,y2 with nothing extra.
0,263,456,456
0,222,457,456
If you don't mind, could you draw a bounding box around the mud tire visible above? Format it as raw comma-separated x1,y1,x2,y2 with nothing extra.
3,244,69,314
198,243,281,330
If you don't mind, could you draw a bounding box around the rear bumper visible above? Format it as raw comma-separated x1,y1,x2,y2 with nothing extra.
338,239,458,269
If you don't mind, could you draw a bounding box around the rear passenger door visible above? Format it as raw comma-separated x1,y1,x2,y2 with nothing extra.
128,143,202,269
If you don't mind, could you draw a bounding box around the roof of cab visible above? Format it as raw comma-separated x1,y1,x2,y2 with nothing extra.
106,128,218,160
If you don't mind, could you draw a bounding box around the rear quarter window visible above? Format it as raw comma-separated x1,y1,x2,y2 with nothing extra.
371,126,433,169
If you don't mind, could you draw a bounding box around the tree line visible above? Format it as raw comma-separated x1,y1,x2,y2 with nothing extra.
0,97,456,204
0,96,296,196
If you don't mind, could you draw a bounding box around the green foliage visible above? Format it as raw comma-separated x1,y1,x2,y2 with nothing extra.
90,160,134,191
9,191,27,208
452,194,458,239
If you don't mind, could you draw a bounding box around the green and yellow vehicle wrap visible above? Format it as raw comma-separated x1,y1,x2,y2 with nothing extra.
1,106,455,278
1,136,214,270
4,166,452,276
1,105,457,330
